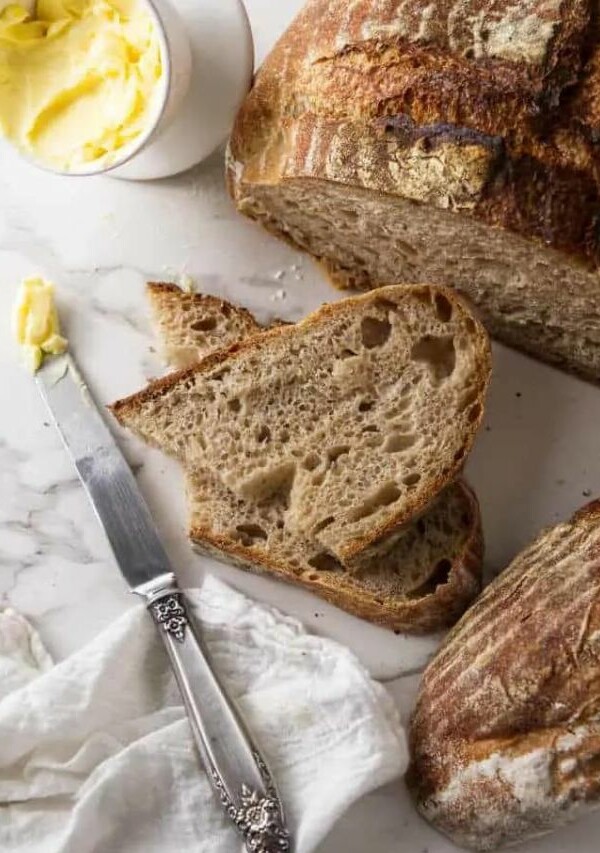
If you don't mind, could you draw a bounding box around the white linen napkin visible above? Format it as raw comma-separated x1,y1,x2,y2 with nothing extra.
0,577,408,852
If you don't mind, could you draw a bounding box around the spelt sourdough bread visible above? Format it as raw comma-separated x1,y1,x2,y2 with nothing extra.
147,282,262,369
144,282,484,632
408,500,600,849
187,469,483,633
227,0,600,382
112,284,491,565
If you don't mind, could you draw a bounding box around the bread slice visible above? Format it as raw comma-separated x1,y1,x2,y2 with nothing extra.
143,282,484,632
408,499,600,848
187,469,483,633
147,282,263,369
112,284,491,564
227,0,600,382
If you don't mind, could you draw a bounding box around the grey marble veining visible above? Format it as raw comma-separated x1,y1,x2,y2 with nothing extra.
1,0,600,850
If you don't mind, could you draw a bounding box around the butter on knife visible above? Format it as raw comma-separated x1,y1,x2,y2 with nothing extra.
12,277,68,372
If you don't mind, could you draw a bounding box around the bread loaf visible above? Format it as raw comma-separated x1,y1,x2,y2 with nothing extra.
408,500,600,848
228,0,600,381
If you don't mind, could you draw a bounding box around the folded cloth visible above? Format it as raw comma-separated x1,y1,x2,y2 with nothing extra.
0,577,407,852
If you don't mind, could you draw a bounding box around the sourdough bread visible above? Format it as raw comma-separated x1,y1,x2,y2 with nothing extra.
408,500,600,848
143,282,484,632
112,284,491,564
188,470,483,633
147,282,262,368
228,0,600,381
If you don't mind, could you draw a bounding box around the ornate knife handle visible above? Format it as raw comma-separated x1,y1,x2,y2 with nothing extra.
134,572,291,853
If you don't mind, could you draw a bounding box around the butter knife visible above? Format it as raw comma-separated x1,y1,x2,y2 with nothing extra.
36,352,291,853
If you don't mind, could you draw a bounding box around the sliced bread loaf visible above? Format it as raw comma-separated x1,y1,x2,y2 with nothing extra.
112,284,491,564
143,282,484,632
227,0,600,381
408,500,600,848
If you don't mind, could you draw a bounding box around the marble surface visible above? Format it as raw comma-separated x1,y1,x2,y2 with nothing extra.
1,0,600,850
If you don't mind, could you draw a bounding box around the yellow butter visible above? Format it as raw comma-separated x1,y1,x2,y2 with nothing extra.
0,0,163,171
13,277,68,372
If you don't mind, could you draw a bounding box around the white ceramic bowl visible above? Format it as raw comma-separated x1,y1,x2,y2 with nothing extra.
10,0,254,180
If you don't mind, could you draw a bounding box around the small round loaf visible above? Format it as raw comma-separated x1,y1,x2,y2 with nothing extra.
407,500,600,850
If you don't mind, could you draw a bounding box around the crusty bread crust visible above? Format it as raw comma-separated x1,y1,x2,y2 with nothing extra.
408,498,600,848
111,283,491,562
226,0,600,384
228,0,600,267
189,480,483,634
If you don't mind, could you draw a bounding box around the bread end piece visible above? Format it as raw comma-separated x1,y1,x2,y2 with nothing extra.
146,282,262,368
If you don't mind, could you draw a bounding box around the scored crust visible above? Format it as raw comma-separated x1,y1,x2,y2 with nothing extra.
228,0,600,266
408,499,600,848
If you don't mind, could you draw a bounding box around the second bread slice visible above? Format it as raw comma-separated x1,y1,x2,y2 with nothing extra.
113,284,491,563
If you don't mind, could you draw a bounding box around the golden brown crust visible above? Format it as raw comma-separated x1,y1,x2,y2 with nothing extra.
228,0,600,268
110,284,491,562
407,498,600,848
190,480,483,634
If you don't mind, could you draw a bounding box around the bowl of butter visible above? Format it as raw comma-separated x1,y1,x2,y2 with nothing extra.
0,0,254,179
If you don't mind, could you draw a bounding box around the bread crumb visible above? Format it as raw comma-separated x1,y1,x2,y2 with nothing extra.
583,489,592,497
271,289,287,302
178,273,196,293
274,270,285,281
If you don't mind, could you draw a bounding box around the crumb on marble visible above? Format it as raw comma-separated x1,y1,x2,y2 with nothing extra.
178,273,195,293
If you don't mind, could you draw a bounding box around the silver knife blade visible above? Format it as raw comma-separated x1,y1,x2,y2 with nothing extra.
36,353,172,589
